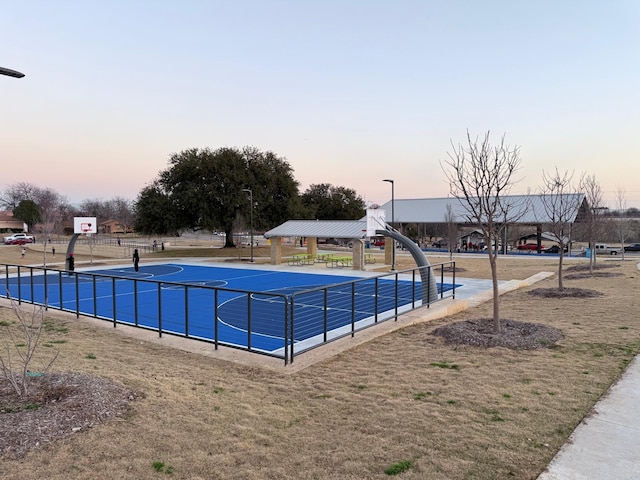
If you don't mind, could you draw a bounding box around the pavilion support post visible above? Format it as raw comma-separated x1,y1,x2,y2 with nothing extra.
307,237,318,256
353,239,365,270
270,237,282,265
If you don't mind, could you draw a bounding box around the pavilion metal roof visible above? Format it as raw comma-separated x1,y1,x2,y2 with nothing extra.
264,220,368,239
376,194,587,225
263,195,587,240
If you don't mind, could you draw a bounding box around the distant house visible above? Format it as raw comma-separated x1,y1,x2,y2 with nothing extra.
518,232,569,245
99,219,130,234
459,229,486,248
0,211,27,232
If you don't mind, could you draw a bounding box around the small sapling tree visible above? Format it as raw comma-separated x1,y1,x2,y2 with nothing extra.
442,130,527,333
538,168,581,291
0,299,59,396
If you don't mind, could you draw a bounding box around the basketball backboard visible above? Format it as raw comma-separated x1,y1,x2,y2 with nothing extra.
366,208,386,237
73,217,97,234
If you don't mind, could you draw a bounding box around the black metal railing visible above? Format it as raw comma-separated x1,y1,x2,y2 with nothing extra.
0,261,455,365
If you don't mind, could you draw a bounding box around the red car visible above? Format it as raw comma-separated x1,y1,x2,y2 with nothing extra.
517,243,544,251
5,238,33,245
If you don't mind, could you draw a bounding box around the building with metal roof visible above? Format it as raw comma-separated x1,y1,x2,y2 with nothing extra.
263,220,367,240
376,194,588,225
262,194,589,268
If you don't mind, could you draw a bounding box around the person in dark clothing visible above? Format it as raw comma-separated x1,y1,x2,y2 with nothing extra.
133,249,140,272
67,253,75,275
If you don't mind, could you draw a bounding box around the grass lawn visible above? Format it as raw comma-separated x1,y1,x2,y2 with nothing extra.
1,242,639,479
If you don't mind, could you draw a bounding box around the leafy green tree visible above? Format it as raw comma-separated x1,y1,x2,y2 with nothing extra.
134,182,178,235
300,184,366,220
13,199,40,230
140,146,300,246
247,149,304,229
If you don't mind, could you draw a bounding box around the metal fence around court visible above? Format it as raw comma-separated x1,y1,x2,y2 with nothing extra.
0,262,456,365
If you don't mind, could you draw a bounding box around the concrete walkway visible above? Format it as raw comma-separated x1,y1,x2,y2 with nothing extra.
538,355,640,479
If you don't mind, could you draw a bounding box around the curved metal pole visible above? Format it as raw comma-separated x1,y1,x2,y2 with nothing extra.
375,228,439,304
382,179,395,270
65,234,80,271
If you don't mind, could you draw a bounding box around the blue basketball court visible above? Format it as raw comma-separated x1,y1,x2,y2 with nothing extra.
2,263,459,358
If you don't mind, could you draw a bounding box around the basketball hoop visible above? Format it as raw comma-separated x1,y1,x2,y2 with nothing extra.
74,217,97,235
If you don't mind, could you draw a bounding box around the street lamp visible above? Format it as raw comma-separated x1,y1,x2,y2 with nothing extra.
382,179,395,271
242,188,254,263
0,67,25,78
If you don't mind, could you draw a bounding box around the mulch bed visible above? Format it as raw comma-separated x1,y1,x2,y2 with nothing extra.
564,272,623,280
527,287,604,298
1,372,137,458
565,263,620,272
431,318,564,350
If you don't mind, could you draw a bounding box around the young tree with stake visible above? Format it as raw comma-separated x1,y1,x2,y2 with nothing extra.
442,130,527,333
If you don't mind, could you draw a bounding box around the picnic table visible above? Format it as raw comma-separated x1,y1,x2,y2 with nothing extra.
287,254,316,266
326,256,353,268
314,253,333,263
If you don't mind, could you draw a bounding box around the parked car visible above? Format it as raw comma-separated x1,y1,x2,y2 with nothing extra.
543,245,568,254
516,243,544,251
624,243,640,252
3,233,35,245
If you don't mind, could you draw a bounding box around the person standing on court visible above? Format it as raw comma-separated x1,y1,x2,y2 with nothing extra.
67,253,75,275
133,249,140,272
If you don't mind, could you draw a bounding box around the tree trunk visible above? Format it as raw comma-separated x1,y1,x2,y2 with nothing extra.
489,252,500,332
558,251,564,290
224,229,235,248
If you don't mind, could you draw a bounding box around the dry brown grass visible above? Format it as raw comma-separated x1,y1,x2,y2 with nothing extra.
1,242,639,479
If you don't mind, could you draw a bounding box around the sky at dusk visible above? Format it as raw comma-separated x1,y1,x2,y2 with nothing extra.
2,1,639,209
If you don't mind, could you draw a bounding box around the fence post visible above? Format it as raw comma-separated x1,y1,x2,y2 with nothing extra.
111,277,116,325
157,283,162,337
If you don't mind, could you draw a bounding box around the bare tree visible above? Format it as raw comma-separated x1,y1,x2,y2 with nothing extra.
442,130,526,333
80,197,134,233
538,169,581,290
616,186,629,260
579,173,604,273
33,188,66,267
0,299,59,396
444,204,458,261
110,197,135,233
0,182,41,210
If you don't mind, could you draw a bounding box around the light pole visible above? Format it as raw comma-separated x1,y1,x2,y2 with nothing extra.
242,188,254,263
382,179,395,271
0,67,25,78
